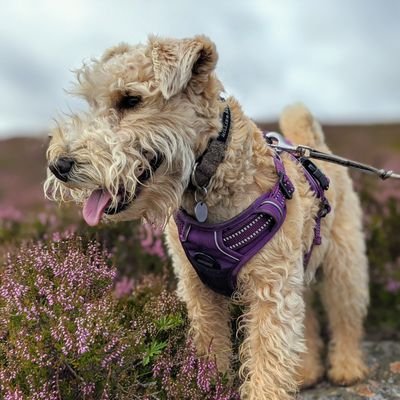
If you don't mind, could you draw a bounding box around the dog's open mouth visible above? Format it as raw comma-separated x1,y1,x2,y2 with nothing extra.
82,188,131,226
82,153,163,226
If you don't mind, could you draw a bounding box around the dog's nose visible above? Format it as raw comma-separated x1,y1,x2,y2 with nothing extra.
49,157,75,182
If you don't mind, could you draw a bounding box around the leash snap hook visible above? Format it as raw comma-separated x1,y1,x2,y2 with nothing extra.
265,132,300,154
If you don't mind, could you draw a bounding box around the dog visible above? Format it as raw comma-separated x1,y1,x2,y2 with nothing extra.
45,35,369,400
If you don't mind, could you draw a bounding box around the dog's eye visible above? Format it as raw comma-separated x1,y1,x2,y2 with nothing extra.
117,95,142,110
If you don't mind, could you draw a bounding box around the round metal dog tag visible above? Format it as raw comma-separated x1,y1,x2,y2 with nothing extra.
194,202,208,223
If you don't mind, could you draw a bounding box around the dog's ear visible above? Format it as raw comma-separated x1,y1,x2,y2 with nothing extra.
149,35,218,99
101,43,131,62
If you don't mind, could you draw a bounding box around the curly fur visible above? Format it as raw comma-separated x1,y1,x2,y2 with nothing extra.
45,35,369,399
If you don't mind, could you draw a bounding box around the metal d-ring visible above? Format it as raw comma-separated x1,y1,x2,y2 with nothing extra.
191,162,201,189
194,186,208,203
191,162,211,194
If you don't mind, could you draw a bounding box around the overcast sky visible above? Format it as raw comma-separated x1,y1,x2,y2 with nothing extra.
1,0,399,138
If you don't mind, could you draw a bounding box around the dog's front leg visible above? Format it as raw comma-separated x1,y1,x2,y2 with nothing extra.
238,258,305,400
179,265,233,373
165,221,233,373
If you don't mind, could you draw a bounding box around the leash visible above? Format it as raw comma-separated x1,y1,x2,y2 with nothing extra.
266,132,400,180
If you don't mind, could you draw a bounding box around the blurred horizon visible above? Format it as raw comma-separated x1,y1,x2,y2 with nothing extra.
2,121,400,142
1,0,400,138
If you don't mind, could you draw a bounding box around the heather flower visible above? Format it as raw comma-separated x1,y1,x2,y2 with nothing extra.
37,211,57,228
0,237,125,399
79,382,95,396
138,222,166,260
363,185,400,332
386,279,400,294
0,205,23,222
113,276,135,298
3,388,24,400
152,341,239,400
0,236,239,399
382,257,400,294
0,205,24,236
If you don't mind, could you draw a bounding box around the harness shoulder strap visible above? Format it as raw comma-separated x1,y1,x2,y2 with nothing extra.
264,131,331,267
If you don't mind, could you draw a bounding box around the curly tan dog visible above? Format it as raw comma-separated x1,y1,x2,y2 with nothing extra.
45,35,369,399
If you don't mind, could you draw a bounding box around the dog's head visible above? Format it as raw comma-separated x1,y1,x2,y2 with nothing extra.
45,36,223,225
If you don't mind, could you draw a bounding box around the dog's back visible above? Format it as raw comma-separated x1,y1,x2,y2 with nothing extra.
278,102,369,389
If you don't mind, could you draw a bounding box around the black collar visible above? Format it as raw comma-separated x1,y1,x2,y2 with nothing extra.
190,105,231,189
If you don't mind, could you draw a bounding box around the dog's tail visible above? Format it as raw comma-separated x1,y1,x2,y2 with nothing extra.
279,103,325,147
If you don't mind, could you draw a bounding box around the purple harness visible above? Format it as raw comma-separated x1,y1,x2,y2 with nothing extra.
174,135,331,297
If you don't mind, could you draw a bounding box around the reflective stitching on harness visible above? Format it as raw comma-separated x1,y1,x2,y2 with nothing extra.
214,231,240,261
182,224,191,242
224,215,273,250
261,200,284,217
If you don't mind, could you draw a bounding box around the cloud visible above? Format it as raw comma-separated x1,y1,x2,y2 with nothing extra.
0,0,399,137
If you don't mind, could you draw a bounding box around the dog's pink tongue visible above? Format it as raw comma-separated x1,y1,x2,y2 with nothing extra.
83,189,112,226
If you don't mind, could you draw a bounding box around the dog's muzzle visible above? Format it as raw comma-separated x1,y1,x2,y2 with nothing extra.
81,153,164,226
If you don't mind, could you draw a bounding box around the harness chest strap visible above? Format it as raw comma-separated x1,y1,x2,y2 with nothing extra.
175,154,295,297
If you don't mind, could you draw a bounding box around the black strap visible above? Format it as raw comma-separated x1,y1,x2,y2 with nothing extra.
217,106,231,143
191,106,231,189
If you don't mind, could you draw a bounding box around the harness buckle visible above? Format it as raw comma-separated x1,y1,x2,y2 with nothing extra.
300,158,330,190
279,172,294,200
318,198,331,218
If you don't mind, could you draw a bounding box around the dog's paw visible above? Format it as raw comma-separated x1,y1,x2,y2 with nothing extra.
327,358,369,386
297,361,325,389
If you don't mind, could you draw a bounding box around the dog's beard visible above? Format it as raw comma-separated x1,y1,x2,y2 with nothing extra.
44,137,195,226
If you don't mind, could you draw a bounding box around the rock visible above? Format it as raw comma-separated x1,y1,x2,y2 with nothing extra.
299,341,400,400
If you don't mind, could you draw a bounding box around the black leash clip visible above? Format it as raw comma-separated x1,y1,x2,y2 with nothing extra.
300,158,330,191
